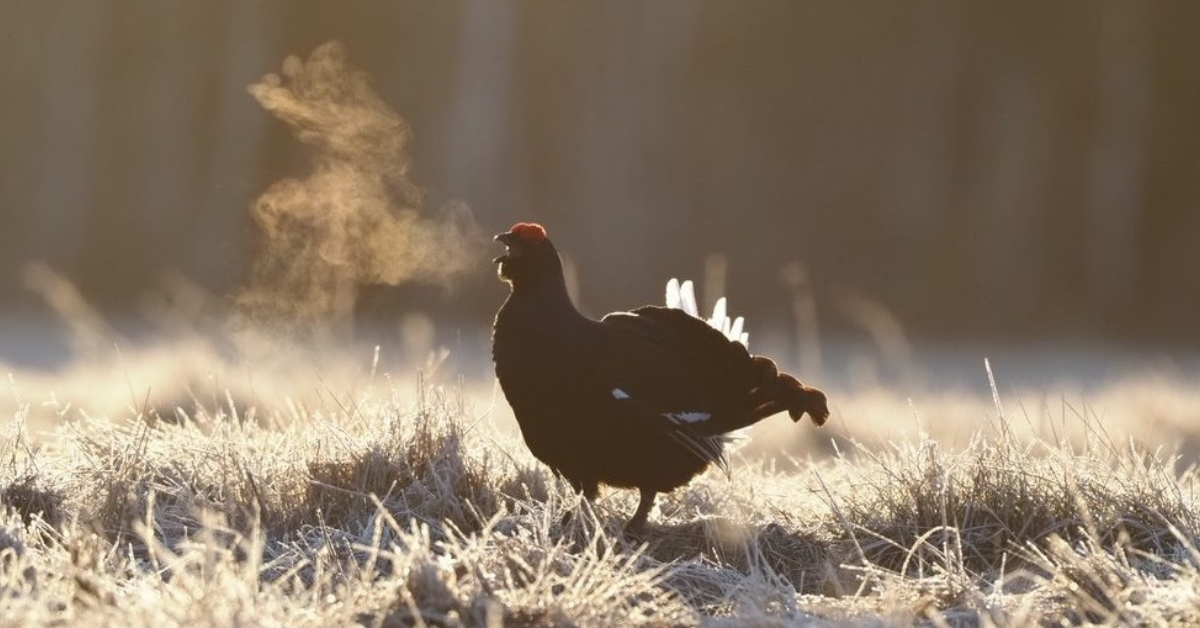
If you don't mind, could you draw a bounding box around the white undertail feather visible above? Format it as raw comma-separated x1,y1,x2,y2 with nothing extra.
666,278,750,348
709,297,726,334
729,315,744,343
666,278,700,318
665,278,680,310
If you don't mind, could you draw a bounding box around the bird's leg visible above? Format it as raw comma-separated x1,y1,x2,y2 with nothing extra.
625,488,656,535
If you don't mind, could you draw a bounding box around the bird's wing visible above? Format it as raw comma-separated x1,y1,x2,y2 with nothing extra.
594,306,766,471
607,385,734,476
599,306,759,413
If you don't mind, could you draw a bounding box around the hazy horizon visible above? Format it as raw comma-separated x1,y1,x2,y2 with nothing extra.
3,2,1200,351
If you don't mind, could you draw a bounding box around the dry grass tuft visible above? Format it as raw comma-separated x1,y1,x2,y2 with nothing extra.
828,432,1197,577
1,474,66,530
1,372,1199,627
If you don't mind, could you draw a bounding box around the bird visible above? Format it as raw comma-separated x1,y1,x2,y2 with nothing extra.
491,222,829,533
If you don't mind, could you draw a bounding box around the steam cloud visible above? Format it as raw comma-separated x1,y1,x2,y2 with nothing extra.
236,41,483,334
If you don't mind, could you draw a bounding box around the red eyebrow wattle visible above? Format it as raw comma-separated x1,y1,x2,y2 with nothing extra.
510,222,547,241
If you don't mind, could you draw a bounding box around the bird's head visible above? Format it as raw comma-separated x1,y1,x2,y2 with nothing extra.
494,222,563,287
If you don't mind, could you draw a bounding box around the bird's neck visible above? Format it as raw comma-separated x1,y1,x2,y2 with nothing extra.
514,274,575,309
503,273,587,327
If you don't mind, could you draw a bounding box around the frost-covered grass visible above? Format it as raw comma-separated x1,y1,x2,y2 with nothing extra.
3,363,1200,627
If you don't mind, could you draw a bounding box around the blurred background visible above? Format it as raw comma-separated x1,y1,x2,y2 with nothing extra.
2,1,1199,401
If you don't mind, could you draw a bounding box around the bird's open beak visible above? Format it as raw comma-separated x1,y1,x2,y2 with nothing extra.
493,232,520,264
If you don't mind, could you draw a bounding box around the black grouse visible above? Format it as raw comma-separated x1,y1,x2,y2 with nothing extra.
491,222,829,532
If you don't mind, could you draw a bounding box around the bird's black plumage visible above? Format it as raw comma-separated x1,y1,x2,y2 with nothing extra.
492,222,829,531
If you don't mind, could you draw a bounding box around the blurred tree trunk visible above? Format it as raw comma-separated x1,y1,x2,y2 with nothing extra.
29,3,104,268
571,3,699,311
1137,3,1200,339
1085,1,1149,332
889,0,964,323
444,1,517,209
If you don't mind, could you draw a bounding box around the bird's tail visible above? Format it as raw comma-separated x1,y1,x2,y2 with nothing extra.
744,356,830,427
667,278,750,346
666,277,829,427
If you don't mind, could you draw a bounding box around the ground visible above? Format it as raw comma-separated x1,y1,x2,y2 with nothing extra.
2,341,1199,627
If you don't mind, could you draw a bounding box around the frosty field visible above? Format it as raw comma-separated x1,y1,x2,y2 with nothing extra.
2,336,1199,627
